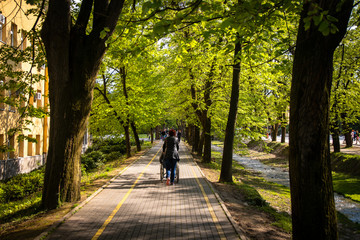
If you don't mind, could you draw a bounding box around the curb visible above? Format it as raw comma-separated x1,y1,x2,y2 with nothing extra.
184,144,249,240
33,147,153,240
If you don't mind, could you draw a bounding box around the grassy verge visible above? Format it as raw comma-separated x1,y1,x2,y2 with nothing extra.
236,140,360,236
205,150,292,233
0,141,153,239
332,172,360,202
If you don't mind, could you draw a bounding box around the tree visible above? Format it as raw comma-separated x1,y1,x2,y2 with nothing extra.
289,0,354,238
330,15,360,151
219,36,241,182
41,0,126,209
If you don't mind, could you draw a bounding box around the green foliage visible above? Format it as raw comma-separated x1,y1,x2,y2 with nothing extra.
81,151,106,171
0,167,44,203
235,180,269,207
332,172,360,202
262,206,292,233
331,152,360,177
81,138,127,171
0,28,48,156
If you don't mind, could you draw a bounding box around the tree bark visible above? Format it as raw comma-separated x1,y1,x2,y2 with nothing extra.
124,125,131,158
150,127,154,144
281,126,286,143
332,132,341,153
342,117,353,147
192,125,200,153
289,0,353,239
220,37,241,183
281,113,286,143
41,0,125,209
203,71,212,163
271,123,279,142
197,130,204,157
130,121,141,151
119,66,141,152
94,83,131,157
155,126,160,140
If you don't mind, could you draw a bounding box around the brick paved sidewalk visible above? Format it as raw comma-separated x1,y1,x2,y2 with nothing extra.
41,141,242,240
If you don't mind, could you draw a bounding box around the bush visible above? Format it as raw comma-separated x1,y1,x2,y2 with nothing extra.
0,168,44,203
105,151,122,162
81,150,105,171
87,138,126,155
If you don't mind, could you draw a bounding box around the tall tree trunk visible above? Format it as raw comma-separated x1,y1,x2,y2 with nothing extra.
186,125,191,143
220,37,241,183
281,126,286,143
131,122,141,151
197,130,204,157
120,66,141,152
203,117,211,163
281,113,286,143
289,1,353,239
155,126,160,140
150,127,154,144
41,0,125,209
192,125,200,153
124,124,131,158
94,82,131,157
332,132,341,153
203,75,212,163
271,123,279,142
341,116,353,147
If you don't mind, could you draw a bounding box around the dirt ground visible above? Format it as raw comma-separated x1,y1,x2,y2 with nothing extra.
195,158,291,240
203,142,360,240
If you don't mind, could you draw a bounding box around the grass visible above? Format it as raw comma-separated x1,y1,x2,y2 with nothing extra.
232,140,360,236
0,142,153,238
332,172,360,202
206,150,292,233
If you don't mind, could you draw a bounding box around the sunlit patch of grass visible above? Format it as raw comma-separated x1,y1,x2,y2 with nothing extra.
206,151,292,232
211,141,224,148
0,193,42,223
332,172,360,202
261,207,292,233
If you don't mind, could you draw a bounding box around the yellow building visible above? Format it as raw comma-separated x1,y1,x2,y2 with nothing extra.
0,1,49,179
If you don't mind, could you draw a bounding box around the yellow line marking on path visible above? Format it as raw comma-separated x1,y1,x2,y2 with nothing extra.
92,147,162,240
190,163,227,240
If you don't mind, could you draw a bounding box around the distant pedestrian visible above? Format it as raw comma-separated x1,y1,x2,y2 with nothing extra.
177,129,182,142
356,131,359,145
162,129,180,185
352,130,355,143
161,130,166,140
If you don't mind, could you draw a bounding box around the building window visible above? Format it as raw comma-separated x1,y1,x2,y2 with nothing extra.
20,30,26,50
0,134,4,160
0,13,5,42
10,23,17,47
0,79,5,110
35,90,42,108
8,88,16,112
9,135,15,159
27,135,33,156
19,139,24,157
36,135,41,155
0,24,3,42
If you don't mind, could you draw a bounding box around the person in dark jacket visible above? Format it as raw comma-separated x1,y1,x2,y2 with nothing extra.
162,129,180,185
177,129,182,142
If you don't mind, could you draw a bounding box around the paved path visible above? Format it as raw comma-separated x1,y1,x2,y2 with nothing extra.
43,142,241,240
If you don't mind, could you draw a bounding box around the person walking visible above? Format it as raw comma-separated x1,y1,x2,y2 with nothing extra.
162,129,180,185
177,129,182,142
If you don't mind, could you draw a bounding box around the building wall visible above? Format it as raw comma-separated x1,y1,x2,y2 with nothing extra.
0,1,49,180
